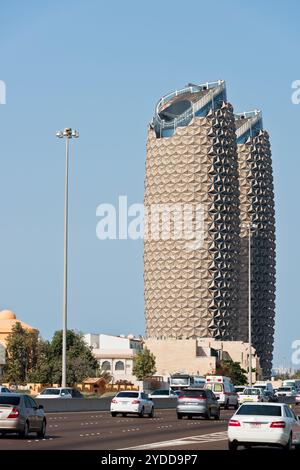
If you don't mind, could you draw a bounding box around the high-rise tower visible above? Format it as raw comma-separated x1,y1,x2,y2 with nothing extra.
235,111,276,378
144,81,241,340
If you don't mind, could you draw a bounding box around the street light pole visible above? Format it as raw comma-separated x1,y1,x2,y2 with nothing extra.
56,128,79,388
248,224,252,388
242,222,257,387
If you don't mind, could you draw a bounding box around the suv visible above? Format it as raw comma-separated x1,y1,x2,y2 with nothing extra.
111,391,154,418
177,388,220,420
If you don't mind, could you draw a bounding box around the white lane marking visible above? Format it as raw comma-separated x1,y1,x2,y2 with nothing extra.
120,431,228,450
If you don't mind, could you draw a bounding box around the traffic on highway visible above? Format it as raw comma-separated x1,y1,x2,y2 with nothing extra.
1,375,300,451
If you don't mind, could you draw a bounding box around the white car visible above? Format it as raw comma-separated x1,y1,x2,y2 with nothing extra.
234,386,246,396
35,387,83,399
228,402,300,451
276,387,297,398
0,386,11,394
110,391,154,418
238,387,266,404
149,389,177,398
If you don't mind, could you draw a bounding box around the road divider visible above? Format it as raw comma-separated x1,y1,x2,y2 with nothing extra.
35,396,296,413
35,397,178,413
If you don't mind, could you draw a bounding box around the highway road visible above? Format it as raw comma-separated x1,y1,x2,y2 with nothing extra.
1,405,299,451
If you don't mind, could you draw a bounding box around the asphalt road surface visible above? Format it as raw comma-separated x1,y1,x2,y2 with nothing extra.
0,406,299,451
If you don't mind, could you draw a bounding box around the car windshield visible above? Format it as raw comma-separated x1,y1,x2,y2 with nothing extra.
171,378,189,385
180,390,206,398
0,396,20,406
152,390,169,395
117,392,139,398
41,389,60,395
278,387,292,392
242,388,261,395
237,405,282,416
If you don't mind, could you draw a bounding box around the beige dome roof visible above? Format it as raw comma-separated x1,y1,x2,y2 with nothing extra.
0,310,16,320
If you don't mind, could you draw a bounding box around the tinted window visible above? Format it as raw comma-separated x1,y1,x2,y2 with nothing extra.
28,397,37,408
180,390,206,398
117,392,139,398
243,389,261,396
41,389,60,395
152,390,169,396
284,406,293,418
0,396,20,406
24,396,33,408
237,405,282,416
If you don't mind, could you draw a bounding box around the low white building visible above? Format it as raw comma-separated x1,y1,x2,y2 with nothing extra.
84,333,143,385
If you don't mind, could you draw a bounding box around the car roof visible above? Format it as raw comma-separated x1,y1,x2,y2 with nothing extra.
42,387,72,391
239,402,282,406
183,387,206,391
0,393,23,397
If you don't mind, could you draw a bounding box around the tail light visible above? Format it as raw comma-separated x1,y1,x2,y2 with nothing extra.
111,399,118,404
8,407,19,419
132,400,140,404
270,421,286,428
228,419,241,427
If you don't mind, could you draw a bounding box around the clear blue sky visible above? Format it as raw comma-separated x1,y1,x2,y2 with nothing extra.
0,0,299,368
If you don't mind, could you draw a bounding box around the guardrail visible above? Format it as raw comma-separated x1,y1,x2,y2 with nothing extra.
235,110,262,140
34,396,297,413
154,81,226,137
35,397,178,413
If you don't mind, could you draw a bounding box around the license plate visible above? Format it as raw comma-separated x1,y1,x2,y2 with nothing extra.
249,423,261,428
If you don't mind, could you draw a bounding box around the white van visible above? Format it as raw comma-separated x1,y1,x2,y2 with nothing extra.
204,376,238,409
283,379,300,391
253,381,274,394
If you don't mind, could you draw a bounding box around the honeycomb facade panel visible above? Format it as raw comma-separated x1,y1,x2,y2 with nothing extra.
144,83,241,341
236,120,276,378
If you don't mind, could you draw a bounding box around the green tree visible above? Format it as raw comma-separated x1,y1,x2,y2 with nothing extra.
292,370,300,379
132,347,156,381
32,330,98,386
27,339,52,384
4,322,39,384
216,360,248,385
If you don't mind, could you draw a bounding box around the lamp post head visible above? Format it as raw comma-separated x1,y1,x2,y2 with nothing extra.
56,128,79,139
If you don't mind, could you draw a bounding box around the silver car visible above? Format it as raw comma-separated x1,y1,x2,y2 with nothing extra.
177,388,220,420
0,393,46,438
